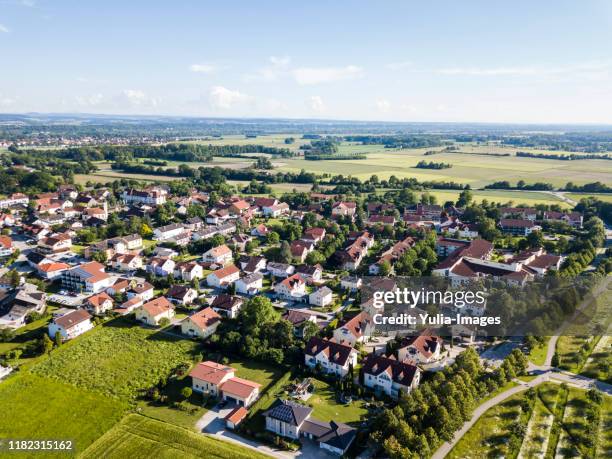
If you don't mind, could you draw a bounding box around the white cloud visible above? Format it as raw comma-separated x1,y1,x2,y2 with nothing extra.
190,63,217,74
245,55,291,82
0,94,15,107
308,96,326,113
121,89,159,108
293,65,363,85
386,61,412,70
376,99,391,113
434,61,612,80
209,86,250,109
0,24,10,33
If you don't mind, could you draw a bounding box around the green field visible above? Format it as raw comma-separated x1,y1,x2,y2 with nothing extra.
32,319,202,400
226,358,286,392
527,340,549,366
449,383,609,459
305,379,367,425
82,414,268,459
0,374,127,458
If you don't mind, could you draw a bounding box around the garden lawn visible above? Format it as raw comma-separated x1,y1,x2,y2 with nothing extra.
82,414,268,459
226,358,286,392
0,374,127,458
581,335,612,384
305,379,367,426
31,318,202,400
556,335,597,373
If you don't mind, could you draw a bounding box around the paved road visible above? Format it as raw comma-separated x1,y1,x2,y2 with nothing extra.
433,278,612,459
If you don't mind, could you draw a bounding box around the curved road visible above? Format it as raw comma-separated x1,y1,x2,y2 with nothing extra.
433,277,611,459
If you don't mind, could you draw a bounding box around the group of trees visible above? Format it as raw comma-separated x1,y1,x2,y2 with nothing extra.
211,297,307,365
516,151,611,161
414,160,452,170
370,347,528,458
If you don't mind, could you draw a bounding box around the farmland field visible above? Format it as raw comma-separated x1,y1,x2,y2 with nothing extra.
0,374,127,458
31,319,202,400
82,414,268,459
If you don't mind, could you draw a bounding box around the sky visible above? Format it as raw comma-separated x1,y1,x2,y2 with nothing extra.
1,0,612,124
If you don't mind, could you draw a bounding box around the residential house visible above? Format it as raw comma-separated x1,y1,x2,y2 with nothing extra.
153,223,185,241
189,361,261,407
48,309,93,341
36,261,70,280
239,255,267,273
333,311,373,346
235,272,264,295
0,236,14,258
109,253,143,272
263,202,289,217
166,285,198,305
146,257,176,277
61,261,112,293
304,337,358,378
362,354,421,399
543,211,583,228
309,286,333,308
38,234,72,254
302,227,326,244
267,262,295,278
174,261,204,282
135,297,175,326
203,244,233,266
263,399,356,455
296,264,323,283
340,275,362,292
499,219,540,236
0,283,46,329
206,264,240,288
210,294,244,319
251,224,269,237
397,330,443,364
122,187,167,206
275,274,306,301
180,307,221,339
331,201,357,218
85,292,114,315
290,240,313,262
282,309,318,338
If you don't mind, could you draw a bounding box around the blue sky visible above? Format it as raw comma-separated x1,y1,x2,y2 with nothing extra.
1,0,611,123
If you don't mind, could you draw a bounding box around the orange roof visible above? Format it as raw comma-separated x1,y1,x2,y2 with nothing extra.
87,292,113,307
211,264,239,280
225,406,248,425
208,245,231,257
38,262,70,272
186,307,221,330
141,297,173,317
220,377,261,398
0,235,12,249
189,361,234,385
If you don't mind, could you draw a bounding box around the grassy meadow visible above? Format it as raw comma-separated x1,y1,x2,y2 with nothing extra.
31,319,202,400
0,374,127,458
82,414,268,459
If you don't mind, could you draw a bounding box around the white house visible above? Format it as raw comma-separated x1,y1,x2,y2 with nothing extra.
333,311,373,347
274,274,306,301
309,286,333,308
362,354,421,399
235,272,264,295
203,244,233,266
146,257,176,277
61,261,113,294
174,261,204,282
206,264,240,288
304,337,357,378
153,223,185,241
48,309,93,341
267,262,295,278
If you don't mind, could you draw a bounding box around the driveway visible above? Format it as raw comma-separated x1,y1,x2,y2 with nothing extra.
196,405,336,459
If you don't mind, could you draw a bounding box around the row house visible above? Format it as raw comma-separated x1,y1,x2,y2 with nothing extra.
0,193,29,209
122,187,167,206
61,261,112,293
499,219,540,236
206,264,240,288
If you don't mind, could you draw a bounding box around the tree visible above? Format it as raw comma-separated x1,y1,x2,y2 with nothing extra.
54,331,63,347
267,232,280,245
378,260,392,276
240,296,279,330
456,189,473,207
159,317,171,328
279,240,292,263
305,250,325,265
42,334,54,354
302,320,319,341
181,387,193,400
